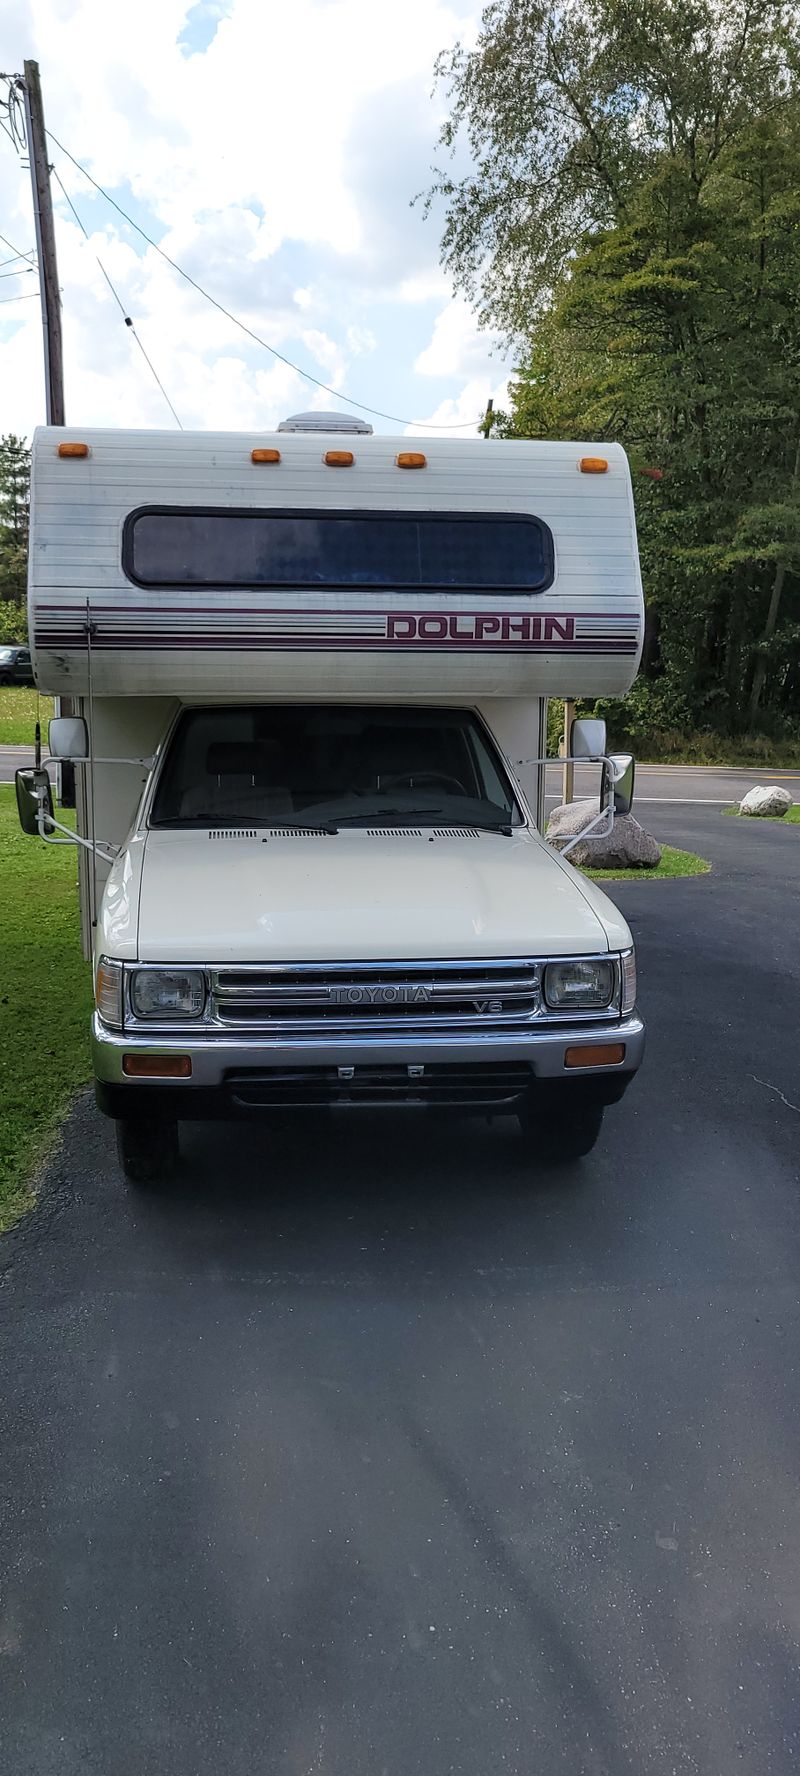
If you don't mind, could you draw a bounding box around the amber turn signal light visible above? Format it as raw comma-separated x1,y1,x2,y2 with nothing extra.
396,452,427,469
579,456,608,474
251,448,281,464
565,1043,626,1069
122,1054,192,1079
324,450,354,466
58,442,90,459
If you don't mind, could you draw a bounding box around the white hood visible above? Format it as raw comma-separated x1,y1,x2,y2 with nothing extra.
101,826,632,964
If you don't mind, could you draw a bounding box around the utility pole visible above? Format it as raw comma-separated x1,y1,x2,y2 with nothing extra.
562,698,575,805
21,60,65,425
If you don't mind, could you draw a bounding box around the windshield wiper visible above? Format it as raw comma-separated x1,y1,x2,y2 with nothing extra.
332,807,445,825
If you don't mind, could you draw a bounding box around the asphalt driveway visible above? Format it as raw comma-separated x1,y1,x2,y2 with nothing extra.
1,804,799,1775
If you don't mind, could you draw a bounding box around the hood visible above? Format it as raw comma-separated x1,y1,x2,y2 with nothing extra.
110,825,630,964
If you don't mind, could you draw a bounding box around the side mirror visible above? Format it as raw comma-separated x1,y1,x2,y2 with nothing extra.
571,717,607,759
15,767,54,836
49,715,89,760
601,753,636,817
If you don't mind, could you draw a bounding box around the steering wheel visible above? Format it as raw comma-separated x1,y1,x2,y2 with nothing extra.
380,771,466,795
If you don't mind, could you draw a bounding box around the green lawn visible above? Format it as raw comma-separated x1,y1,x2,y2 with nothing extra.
0,784,92,1230
0,686,54,745
723,804,799,823
582,844,711,881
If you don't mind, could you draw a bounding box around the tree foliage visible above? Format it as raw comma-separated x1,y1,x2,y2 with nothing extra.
0,435,30,614
428,0,800,736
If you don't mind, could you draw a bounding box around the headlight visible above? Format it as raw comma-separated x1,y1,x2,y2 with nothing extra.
130,969,206,1019
544,958,615,1011
96,957,123,1029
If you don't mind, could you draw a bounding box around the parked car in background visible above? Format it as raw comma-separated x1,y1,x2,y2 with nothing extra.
0,644,34,686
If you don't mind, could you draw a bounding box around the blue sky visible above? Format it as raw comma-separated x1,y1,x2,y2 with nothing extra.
0,0,510,438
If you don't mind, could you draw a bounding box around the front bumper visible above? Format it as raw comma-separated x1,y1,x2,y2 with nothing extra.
92,1011,645,1118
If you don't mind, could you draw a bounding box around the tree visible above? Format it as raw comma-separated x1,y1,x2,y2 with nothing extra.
426,0,797,343
496,109,800,734
427,0,800,736
0,435,31,608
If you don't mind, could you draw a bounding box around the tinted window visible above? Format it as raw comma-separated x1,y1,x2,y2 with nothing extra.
151,705,521,830
124,508,553,594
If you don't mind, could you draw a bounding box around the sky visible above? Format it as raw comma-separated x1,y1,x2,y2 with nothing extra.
0,0,510,440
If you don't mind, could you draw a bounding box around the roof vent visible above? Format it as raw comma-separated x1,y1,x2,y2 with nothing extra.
277,410,373,436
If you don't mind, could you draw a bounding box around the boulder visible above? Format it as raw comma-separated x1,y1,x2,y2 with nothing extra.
547,798,662,869
738,785,792,817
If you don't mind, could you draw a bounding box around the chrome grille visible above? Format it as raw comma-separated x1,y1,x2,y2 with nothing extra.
210,959,541,1033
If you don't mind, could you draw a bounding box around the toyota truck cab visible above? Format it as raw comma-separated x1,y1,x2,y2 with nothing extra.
18,415,645,1183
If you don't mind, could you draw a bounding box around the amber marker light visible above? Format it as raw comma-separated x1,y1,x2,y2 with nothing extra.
251,448,281,463
58,442,90,458
565,1043,626,1069
396,452,427,469
122,1055,192,1078
579,456,608,473
324,450,354,466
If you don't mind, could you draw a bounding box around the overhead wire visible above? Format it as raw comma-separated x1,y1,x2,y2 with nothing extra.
0,74,27,153
46,129,485,433
0,290,38,305
0,229,36,266
51,166,183,429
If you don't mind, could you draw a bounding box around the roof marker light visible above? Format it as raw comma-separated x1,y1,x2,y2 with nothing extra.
324,450,354,467
58,442,90,459
251,448,281,464
396,452,427,469
579,456,608,474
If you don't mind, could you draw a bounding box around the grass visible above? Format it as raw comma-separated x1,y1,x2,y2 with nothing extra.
0,784,92,1231
0,686,54,745
581,844,711,881
636,734,800,768
722,804,800,823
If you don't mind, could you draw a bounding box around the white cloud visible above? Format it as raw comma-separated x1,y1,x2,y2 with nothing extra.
0,0,499,436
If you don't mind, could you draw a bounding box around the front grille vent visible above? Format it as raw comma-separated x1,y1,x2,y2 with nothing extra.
208,829,259,841
361,827,480,838
210,960,541,1034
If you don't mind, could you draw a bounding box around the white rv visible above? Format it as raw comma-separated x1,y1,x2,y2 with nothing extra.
18,415,645,1183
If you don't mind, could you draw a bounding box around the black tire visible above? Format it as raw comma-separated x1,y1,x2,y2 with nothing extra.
115,1119,179,1185
519,1098,604,1164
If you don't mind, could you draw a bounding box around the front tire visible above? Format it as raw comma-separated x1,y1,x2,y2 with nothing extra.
115,1119,179,1185
519,1096,604,1164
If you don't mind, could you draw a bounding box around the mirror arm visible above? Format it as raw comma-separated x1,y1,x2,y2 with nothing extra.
36,800,117,864
45,754,155,767
559,803,615,858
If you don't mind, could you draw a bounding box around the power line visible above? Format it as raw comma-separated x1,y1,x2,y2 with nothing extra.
0,290,38,305
47,130,485,433
51,165,182,428
0,249,35,270
0,265,35,279
0,229,36,266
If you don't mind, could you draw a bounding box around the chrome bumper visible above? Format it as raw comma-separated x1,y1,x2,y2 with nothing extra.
92,1011,645,1087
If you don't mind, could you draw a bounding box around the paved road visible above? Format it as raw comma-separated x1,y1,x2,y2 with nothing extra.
0,744,36,781
543,761,800,808
2,804,800,1773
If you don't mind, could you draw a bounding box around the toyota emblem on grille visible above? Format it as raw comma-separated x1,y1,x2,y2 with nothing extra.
328,984,432,1006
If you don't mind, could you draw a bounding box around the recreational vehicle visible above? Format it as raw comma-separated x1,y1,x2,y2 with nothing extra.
17,416,645,1183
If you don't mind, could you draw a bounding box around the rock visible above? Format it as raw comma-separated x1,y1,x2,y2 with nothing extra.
547,798,662,868
738,785,792,817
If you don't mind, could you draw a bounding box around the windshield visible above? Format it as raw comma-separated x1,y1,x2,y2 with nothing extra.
0,648,14,662
150,705,523,831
